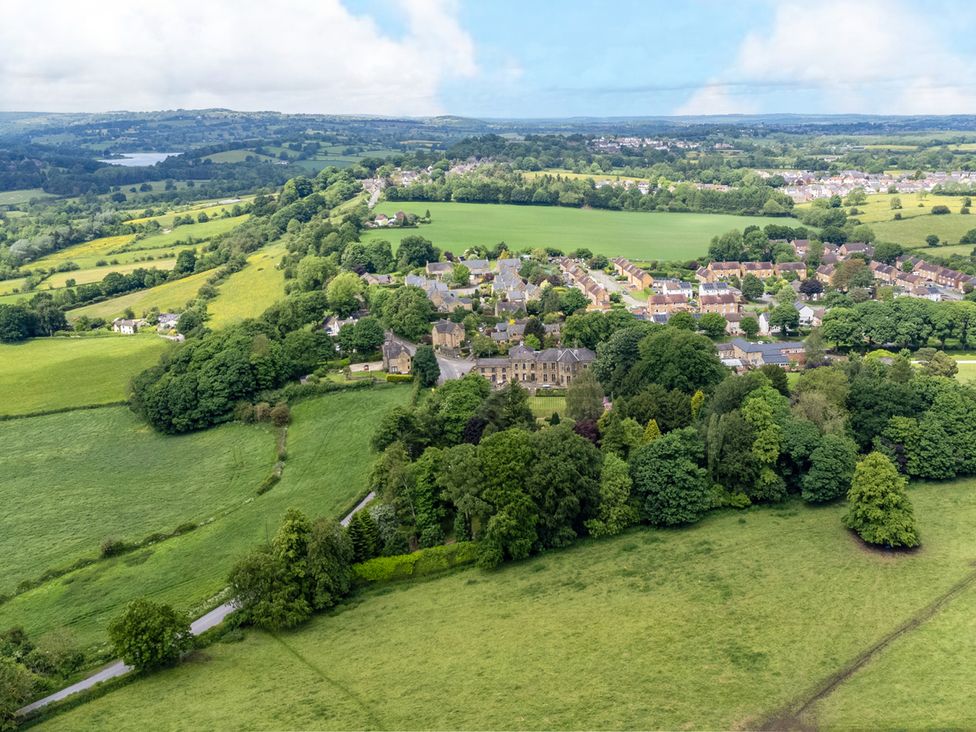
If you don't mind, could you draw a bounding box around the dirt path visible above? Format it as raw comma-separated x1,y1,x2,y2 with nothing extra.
758,565,976,730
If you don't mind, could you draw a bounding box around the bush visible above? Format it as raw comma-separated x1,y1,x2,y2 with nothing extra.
270,403,291,426
386,373,413,383
100,537,132,558
931,205,951,215
351,543,479,584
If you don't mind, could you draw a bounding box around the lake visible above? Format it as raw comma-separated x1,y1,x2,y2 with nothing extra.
98,152,181,167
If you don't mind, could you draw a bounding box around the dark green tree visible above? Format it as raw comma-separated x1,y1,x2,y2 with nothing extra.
843,452,919,548
107,599,191,671
801,434,859,503
412,345,440,387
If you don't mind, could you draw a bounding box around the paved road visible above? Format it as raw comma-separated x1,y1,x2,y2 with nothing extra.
18,497,375,716
587,267,645,308
436,354,475,384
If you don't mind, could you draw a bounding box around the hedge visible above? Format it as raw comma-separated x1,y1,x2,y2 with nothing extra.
385,373,413,383
352,542,479,585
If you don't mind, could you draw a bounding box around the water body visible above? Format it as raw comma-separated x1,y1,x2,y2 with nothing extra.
97,152,181,167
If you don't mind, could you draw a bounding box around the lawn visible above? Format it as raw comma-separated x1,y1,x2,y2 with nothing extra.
528,394,567,419
361,202,787,260
40,479,976,730
67,268,217,320
954,360,976,383
207,242,286,328
0,386,410,648
0,408,275,596
0,336,170,416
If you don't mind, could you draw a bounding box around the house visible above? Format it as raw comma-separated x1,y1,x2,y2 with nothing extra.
815,264,836,284
322,314,359,337
425,261,454,279
656,279,694,298
839,241,874,258
491,320,527,344
740,261,776,280
474,345,596,388
724,311,744,335
494,300,524,318
774,261,806,278
156,313,179,330
703,261,741,282
790,239,811,258
462,259,491,281
429,289,473,313
611,257,654,289
719,339,806,369
361,273,392,286
112,318,140,335
381,334,416,374
699,293,740,315
869,261,898,284
431,320,465,349
796,303,825,327
699,282,740,298
648,294,691,315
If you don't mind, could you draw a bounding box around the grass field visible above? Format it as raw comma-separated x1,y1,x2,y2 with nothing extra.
127,200,251,227
0,386,410,648
0,336,170,416
29,235,138,270
362,202,786,260
41,479,976,730
68,269,217,320
0,408,275,596
954,361,976,383
0,188,55,206
124,214,249,251
41,259,177,289
207,242,287,328
0,276,28,295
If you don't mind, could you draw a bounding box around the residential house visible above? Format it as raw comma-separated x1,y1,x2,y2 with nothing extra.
815,264,836,284
462,259,491,282
774,261,806,278
724,311,744,335
648,293,691,315
699,282,740,298
796,303,825,327
475,345,596,388
429,289,473,313
156,313,179,330
718,339,806,369
657,278,694,298
494,300,524,318
839,241,874,258
611,257,654,289
790,239,811,258
431,320,465,349
491,320,527,344
381,334,416,374
740,261,776,280
869,261,898,284
425,261,454,279
703,261,741,282
699,293,740,315
112,318,140,335
360,273,392,286
322,314,359,337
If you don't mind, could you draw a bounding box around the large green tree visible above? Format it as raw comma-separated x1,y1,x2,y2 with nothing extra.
107,599,192,671
801,434,859,503
843,452,919,548
566,369,605,422
629,427,711,526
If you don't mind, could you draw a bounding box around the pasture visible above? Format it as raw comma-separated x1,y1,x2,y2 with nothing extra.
0,408,275,596
361,202,786,260
0,188,55,206
41,479,976,730
124,214,249,251
41,259,177,289
0,386,410,647
127,200,251,227
0,336,170,416
207,242,287,328
67,268,217,320
29,235,138,270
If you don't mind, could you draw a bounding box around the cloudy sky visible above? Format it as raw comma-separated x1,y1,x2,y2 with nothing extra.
1,0,975,117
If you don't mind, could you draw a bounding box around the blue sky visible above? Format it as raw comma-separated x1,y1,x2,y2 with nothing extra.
2,0,975,116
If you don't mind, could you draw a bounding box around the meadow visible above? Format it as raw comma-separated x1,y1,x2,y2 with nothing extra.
207,242,287,328
29,235,139,270
67,268,217,320
123,214,249,251
0,336,170,416
41,259,177,289
0,408,275,596
0,386,410,648
127,199,251,227
0,188,55,206
362,202,786,260
40,479,976,730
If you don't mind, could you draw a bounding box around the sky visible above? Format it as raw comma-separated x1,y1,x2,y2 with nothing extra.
1,0,975,118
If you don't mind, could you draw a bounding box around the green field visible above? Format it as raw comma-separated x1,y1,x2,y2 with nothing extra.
0,386,410,648
68,268,217,320
42,479,976,730
124,214,249,251
0,188,55,206
0,276,29,295
29,235,138,270
207,242,286,328
362,202,786,260
0,408,275,596
41,259,177,289
127,200,251,227
0,336,170,416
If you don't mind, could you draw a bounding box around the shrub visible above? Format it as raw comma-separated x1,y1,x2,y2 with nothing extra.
351,542,479,584
270,402,291,426
931,205,951,215
386,373,413,383
100,537,132,558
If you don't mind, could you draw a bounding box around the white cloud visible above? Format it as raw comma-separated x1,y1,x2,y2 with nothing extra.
676,0,976,115
674,83,758,116
0,0,477,114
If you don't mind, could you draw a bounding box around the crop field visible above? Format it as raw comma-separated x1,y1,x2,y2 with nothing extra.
0,336,170,416
0,408,275,596
68,268,217,320
0,386,410,648
362,202,785,260
41,479,976,730
207,242,287,328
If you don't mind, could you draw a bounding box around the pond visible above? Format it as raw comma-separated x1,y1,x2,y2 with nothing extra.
97,152,181,167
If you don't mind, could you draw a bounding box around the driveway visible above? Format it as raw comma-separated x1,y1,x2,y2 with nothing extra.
436,353,475,384
587,267,646,308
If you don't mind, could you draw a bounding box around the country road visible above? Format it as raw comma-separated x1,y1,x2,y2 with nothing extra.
17,498,376,716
